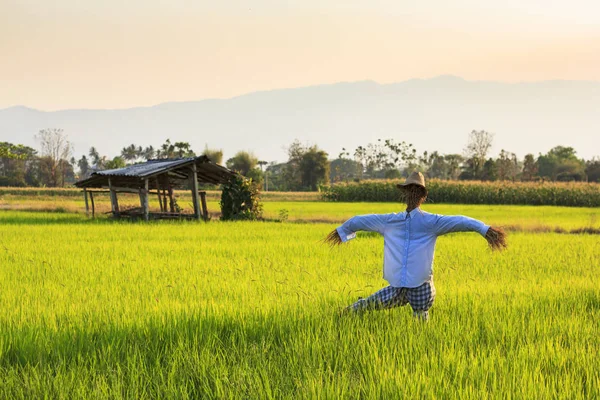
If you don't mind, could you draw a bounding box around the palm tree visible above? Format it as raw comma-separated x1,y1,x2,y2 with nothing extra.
142,146,155,161
121,144,139,164
258,160,268,191
158,139,176,159
89,147,100,167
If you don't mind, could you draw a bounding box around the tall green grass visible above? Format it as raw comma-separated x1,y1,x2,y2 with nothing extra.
322,179,600,207
0,211,598,398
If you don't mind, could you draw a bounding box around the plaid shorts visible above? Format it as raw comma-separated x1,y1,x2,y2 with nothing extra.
348,280,436,316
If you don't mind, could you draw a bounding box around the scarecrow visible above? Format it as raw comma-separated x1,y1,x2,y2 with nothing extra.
324,171,507,320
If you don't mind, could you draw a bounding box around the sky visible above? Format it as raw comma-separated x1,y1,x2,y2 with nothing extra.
2,0,600,110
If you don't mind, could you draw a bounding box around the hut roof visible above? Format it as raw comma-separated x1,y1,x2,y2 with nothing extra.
75,156,237,189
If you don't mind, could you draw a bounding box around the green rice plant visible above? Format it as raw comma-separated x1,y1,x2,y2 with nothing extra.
1,193,599,231
0,211,598,398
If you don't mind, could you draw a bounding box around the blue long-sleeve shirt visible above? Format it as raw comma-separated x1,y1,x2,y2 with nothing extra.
336,208,490,288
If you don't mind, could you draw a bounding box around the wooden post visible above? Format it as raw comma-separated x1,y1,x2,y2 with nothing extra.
190,164,201,220
90,191,96,218
162,189,168,213
108,178,120,217
83,188,89,216
200,191,209,221
143,179,150,221
155,178,164,212
168,186,175,213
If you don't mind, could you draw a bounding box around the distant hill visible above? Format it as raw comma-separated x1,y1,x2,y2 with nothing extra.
2,76,599,162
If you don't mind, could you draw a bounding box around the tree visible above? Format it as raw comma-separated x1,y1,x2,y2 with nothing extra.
58,158,76,185
173,142,195,158
202,146,224,165
89,147,101,166
0,143,38,186
458,158,478,180
0,143,30,160
351,139,416,179
330,157,361,183
585,158,600,182
77,155,90,179
142,146,156,161
496,150,520,181
444,154,464,180
384,139,417,174
24,158,43,187
282,140,330,191
464,130,494,179
157,139,176,159
121,144,143,164
225,150,263,187
35,128,73,187
538,146,586,181
156,139,196,159
419,151,463,180
481,158,498,181
226,151,259,176
521,154,538,181
299,146,330,190
422,152,462,180
105,156,126,170
555,160,586,181
37,156,55,187
257,160,269,190
265,162,288,191
283,140,306,188
88,146,110,170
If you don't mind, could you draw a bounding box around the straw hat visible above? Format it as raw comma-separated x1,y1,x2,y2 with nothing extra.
397,171,426,189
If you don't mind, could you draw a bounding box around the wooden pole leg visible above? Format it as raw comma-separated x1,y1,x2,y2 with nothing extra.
108,178,120,218
143,179,150,221
190,164,201,221
168,186,175,213
83,188,89,216
156,178,164,212
200,191,208,221
90,192,96,218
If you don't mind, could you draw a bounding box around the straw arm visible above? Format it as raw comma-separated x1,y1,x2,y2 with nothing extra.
485,226,508,251
323,228,344,247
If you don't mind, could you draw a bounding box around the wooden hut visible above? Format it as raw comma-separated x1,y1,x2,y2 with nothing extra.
74,156,237,221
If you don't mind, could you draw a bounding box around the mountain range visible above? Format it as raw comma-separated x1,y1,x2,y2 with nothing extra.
1,76,599,162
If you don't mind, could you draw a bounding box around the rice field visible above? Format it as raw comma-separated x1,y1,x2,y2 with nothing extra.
1,190,599,231
1,209,599,398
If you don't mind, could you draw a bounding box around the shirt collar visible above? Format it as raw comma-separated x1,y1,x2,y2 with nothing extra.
405,208,421,219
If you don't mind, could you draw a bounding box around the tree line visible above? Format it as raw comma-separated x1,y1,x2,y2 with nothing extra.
1,129,599,189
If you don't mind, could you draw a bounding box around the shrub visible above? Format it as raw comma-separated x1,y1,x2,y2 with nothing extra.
220,176,263,221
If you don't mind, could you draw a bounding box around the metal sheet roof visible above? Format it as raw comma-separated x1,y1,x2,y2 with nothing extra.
75,156,238,188
91,158,195,178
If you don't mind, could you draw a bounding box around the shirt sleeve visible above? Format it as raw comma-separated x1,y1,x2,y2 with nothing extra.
431,214,490,237
336,214,390,243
